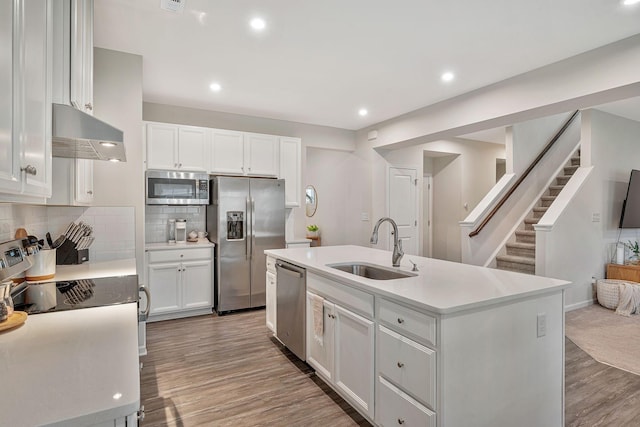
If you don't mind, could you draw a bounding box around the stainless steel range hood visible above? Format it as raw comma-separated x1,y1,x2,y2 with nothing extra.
52,103,126,162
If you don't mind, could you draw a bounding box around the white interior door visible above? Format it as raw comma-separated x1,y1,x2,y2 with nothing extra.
388,167,418,256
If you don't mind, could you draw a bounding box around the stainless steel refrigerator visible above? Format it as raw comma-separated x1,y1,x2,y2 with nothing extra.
207,176,285,313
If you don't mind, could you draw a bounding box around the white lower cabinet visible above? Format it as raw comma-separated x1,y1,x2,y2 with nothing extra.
377,377,436,427
334,303,375,418
266,256,277,333
266,270,277,333
306,275,375,421
146,247,213,321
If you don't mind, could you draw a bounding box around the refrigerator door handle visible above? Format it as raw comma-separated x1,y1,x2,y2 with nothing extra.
246,197,251,260
251,197,256,257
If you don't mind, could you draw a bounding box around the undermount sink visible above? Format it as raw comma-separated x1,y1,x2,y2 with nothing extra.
328,262,417,280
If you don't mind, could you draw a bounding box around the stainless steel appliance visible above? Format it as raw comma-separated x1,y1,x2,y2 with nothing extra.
146,170,209,205
276,260,306,360
207,177,285,313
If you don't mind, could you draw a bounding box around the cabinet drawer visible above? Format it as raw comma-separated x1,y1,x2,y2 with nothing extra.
378,298,436,347
147,247,212,263
266,256,276,274
378,325,436,409
307,272,374,318
377,376,436,427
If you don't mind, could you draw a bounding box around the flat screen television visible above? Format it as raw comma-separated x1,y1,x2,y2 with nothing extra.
619,169,640,228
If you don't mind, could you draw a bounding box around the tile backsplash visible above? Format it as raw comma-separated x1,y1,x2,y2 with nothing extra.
0,204,135,262
145,205,206,243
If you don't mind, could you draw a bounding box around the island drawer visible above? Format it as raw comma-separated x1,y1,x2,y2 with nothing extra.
147,247,212,263
377,325,436,409
307,272,374,318
378,298,436,347
376,376,436,427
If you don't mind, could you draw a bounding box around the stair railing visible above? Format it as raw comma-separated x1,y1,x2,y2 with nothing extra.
469,110,580,238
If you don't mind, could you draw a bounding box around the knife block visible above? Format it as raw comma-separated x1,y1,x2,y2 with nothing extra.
56,239,89,265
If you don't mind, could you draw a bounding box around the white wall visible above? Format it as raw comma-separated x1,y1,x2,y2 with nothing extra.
541,110,640,309
509,111,575,174
360,136,504,261
142,102,357,242
304,147,368,246
93,48,144,279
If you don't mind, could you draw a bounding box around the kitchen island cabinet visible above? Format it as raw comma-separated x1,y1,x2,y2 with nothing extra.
146,243,214,321
265,245,572,427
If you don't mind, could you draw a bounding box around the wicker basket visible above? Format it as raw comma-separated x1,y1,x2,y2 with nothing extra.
596,279,640,309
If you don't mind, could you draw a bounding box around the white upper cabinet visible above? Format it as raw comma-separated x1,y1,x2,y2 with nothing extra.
210,130,279,177
279,137,301,207
210,129,244,175
146,122,208,171
244,133,279,177
0,0,19,194
48,157,93,206
70,0,93,115
0,0,52,200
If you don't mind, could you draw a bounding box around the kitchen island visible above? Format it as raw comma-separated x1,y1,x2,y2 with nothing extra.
265,245,572,427
0,259,140,426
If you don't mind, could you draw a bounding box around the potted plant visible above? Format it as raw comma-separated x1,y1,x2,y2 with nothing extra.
625,240,640,265
306,224,319,238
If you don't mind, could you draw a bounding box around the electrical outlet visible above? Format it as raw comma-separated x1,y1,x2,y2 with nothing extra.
537,313,547,337
592,212,601,222
361,212,369,221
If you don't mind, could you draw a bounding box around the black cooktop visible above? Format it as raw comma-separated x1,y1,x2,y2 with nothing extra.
15,274,139,315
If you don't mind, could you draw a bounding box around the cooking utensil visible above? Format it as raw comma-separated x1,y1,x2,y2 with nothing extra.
46,232,53,248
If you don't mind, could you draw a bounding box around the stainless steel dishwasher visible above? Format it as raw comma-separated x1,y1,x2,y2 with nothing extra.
276,260,306,361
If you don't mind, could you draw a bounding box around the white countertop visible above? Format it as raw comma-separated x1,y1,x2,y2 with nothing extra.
265,245,572,314
0,303,140,426
145,240,215,250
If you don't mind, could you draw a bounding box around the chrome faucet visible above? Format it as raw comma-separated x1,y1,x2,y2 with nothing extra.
370,217,404,267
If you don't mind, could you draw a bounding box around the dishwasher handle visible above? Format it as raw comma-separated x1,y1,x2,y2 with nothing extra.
276,262,304,278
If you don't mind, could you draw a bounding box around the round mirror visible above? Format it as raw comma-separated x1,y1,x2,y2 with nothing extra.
305,185,318,217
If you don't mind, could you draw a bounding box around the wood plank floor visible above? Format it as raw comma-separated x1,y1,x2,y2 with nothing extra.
140,310,370,426
141,310,640,426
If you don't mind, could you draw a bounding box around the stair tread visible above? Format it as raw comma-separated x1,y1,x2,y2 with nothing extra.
549,185,564,190
524,217,539,224
515,230,535,235
506,242,535,249
496,254,535,265
541,195,556,200
533,206,548,212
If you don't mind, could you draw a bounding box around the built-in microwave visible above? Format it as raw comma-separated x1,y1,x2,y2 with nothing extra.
146,170,209,205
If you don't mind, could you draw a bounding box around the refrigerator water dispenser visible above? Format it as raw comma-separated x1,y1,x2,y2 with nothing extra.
226,211,244,240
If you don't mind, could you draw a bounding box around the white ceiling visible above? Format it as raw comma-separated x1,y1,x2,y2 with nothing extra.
93,0,640,131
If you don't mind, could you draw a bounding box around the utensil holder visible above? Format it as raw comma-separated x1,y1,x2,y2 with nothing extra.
56,239,89,265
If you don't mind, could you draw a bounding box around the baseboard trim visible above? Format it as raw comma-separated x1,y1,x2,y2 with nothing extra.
564,299,595,312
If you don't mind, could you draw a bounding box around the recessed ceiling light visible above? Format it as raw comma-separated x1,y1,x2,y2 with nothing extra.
441,71,455,82
100,141,116,147
250,17,266,31
109,158,121,163
623,0,640,5
209,82,222,92
358,108,368,117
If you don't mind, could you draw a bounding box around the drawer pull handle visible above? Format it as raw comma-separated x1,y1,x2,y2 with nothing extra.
397,418,405,425
397,361,404,368
397,317,404,324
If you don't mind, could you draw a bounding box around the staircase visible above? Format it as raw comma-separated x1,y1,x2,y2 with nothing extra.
495,149,580,274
